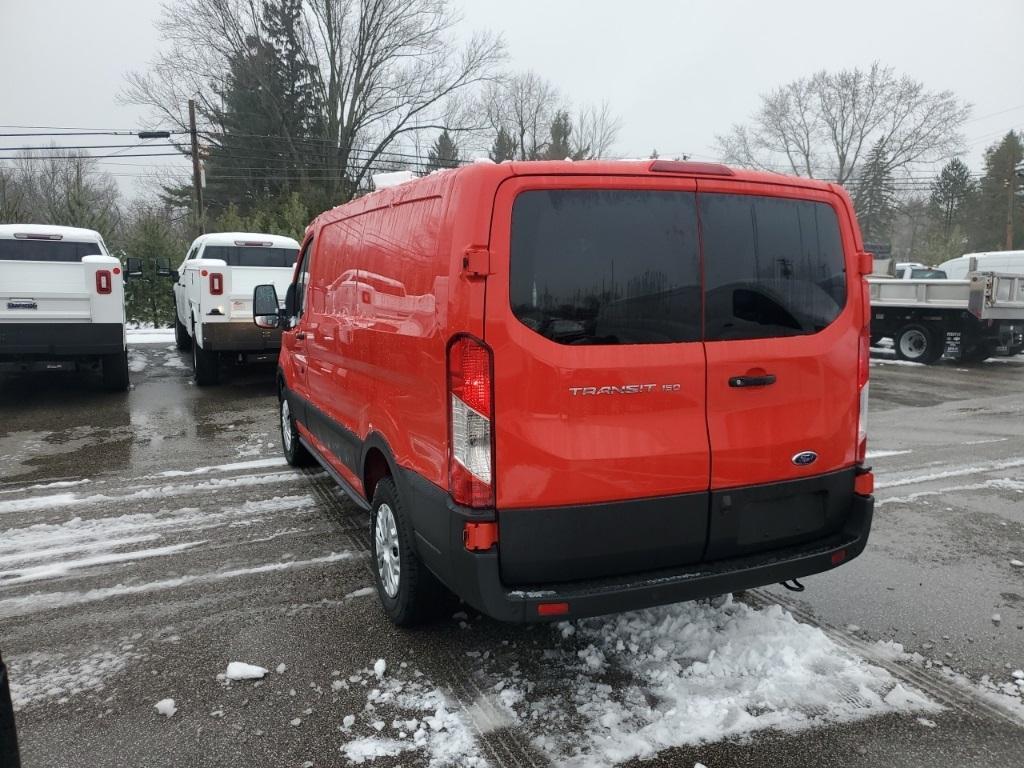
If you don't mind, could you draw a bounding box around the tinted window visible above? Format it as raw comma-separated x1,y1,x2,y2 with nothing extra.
700,194,846,340
0,239,103,262
911,269,946,279
295,243,313,317
202,246,297,267
510,190,701,345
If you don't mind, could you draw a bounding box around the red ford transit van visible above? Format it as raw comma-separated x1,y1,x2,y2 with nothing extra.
252,160,875,625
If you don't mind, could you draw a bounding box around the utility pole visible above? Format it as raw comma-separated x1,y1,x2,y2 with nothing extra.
188,99,205,237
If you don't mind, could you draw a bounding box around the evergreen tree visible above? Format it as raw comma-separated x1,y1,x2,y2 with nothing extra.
489,128,516,162
967,131,1023,251
852,140,896,242
929,158,974,239
426,129,460,171
543,110,585,160
121,205,186,326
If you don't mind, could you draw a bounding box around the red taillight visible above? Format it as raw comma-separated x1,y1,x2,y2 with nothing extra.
209,272,223,295
537,602,569,617
857,310,870,463
830,549,847,566
95,270,112,294
858,326,870,389
448,335,494,508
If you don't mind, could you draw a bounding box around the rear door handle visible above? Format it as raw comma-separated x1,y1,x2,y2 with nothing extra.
295,331,307,340
729,374,776,388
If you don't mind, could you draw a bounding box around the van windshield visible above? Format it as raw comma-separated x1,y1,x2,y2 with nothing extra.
0,239,103,262
510,189,702,345
202,246,298,268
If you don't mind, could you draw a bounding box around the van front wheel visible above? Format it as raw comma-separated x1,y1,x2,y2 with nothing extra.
279,394,313,467
370,477,442,627
174,316,192,351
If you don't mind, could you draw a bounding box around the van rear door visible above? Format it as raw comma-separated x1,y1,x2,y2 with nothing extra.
0,237,104,323
485,177,710,584
696,183,860,559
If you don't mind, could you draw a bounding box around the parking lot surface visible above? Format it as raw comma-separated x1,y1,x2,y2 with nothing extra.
1,337,1022,767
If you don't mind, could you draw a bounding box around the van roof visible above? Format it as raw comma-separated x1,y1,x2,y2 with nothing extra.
0,224,103,242
190,232,301,249
312,160,841,230
951,250,1024,260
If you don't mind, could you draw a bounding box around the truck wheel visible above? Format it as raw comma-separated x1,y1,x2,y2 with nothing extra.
101,350,130,392
191,328,220,386
279,394,314,467
1008,344,1023,357
895,323,943,364
370,477,444,627
174,316,192,351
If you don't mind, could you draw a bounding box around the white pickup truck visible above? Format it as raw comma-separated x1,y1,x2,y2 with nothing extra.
0,224,133,390
169,232,300,385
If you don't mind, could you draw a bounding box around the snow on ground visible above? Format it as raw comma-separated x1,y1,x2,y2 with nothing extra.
163,351,187,370
866,449,913,459
157,457,287,478
126,327,175,345
339,662,487,768
224,661,268,680
8,638,144,710
341,599,937,768
128,349,147,373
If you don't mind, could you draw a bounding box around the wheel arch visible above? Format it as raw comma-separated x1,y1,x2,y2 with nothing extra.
362,433,398,503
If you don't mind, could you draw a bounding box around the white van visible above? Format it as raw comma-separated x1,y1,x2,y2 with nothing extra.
939,251,1024,280
169,232,300,385
0,224,132,390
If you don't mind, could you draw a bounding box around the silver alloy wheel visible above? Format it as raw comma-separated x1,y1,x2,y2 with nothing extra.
280,398,293,452
375,503,401,598
899,329,927,359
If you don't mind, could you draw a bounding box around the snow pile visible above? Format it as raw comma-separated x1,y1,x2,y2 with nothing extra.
339,664,486,767
503,598,937,767
154,698,177,717
126,327,175,345
8,639,144,710
225,661,268,680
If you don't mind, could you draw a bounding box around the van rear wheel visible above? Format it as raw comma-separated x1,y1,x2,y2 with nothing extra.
370,477,443,626
894,323,943,364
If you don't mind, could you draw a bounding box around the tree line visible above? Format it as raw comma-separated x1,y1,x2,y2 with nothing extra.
0,1,1020,326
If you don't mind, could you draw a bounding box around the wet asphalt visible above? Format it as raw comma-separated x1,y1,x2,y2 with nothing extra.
0,339,1022,767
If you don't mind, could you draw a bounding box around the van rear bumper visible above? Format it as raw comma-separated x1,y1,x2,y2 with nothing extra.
398,468,873,623
0,322,123,358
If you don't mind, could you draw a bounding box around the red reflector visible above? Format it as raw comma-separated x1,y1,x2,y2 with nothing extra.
463,521,498,551
537,602,569,616
95,270,112,294
201,269,209,277
649,160,734,176
831,549,847,566
112,266,121,275
855,471,874,496
209,272,223,295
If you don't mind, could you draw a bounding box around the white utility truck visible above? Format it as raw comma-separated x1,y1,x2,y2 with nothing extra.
0,224,134,390
169,232,300,385
868,261,1024,363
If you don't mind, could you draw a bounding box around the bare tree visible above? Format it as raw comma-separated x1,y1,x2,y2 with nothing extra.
482,71,562,161
717,62,970,184
9,151,121,235
573,101,622,159
124,0,505,202
0,167,29,223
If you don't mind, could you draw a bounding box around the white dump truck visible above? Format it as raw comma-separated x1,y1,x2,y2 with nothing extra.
168,232,300,385
0,224,134,390
869,262,1024,363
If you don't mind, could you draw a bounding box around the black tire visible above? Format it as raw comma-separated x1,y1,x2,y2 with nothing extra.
191,326,220,385
1007,344,1023,357
101,350,130,391
894,323,944,364
370,476,444,627
278,391,314,467
174,315,192,351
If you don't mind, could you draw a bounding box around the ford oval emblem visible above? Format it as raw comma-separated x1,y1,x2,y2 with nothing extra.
792,451,818,467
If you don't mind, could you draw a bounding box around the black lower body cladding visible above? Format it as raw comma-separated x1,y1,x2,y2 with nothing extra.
396,465,872,623
200,322,282,352
0,322,123,358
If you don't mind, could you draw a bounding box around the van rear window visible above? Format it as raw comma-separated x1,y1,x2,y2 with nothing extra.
202,246,298,268
510,190,702,345
0,240,103,262
700,194,846,341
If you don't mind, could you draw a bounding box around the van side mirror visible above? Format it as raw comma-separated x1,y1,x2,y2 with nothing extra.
170,269,180,282
253,284,281,329
284,283,297,317
156,257,171,277
125,257,143,279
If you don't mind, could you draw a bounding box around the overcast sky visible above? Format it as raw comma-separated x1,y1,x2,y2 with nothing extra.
1,0,1021,199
